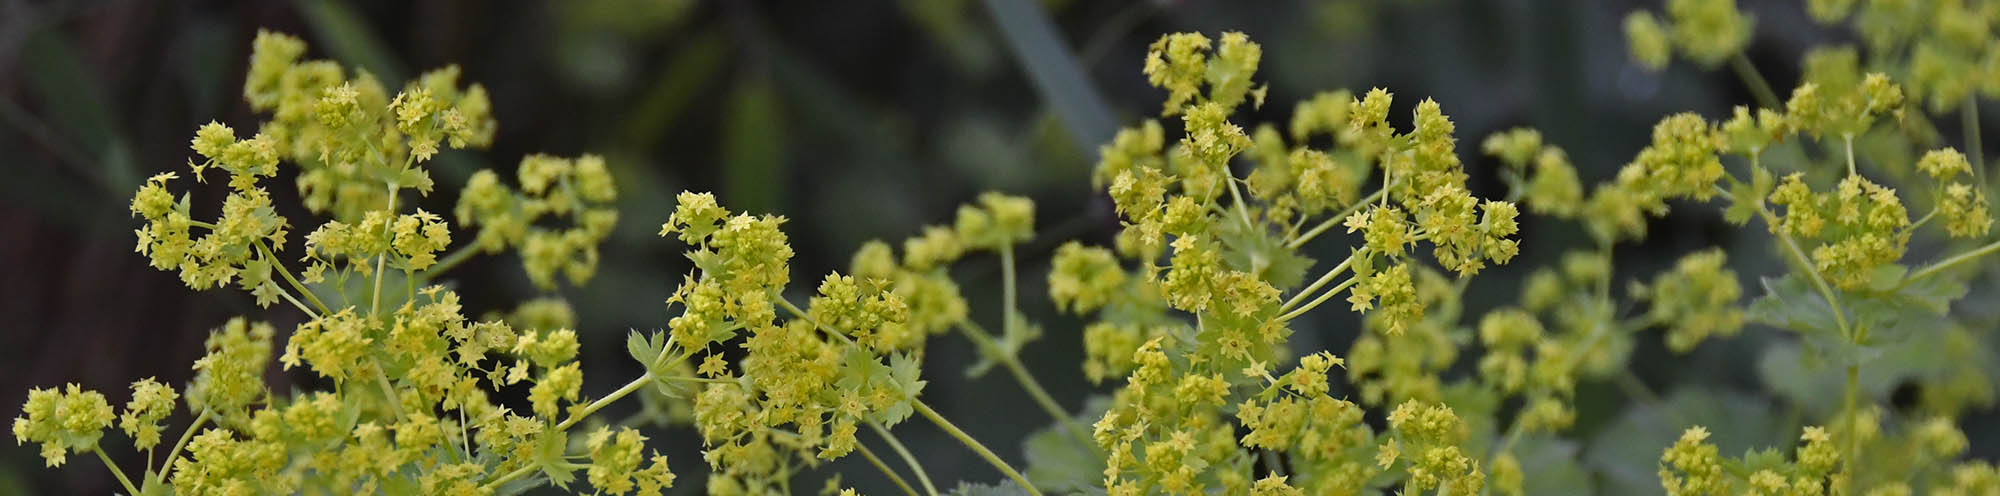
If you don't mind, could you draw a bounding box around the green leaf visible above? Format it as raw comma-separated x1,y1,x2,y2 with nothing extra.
626,330,659,372
1584,388,1789,495
1865,264,1907,292
1745,275,1838,337
885,353,927,425
1511,435,1594,496
535,429,575,488
1722,165,1772,226
1759,330,1960,417
720,78,785,215
944,479,1033,496
297,0,406,84
1215,215,1314,290
1023,396,1111,494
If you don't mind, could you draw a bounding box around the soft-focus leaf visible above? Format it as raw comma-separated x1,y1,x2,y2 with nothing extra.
1584,388,1789,495
1022,396,1111,494
945,479,1033,496
1513,435,1594,496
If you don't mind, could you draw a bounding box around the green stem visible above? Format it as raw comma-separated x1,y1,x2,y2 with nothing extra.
273,281,321,320
1966,98,1984,178
1286,188,1387,249
956,321,1093,446
1904,238,2000,284
154,409,210,484
480,463,540,492
1279,255,1355,313
1845,134,1857,177
1000,243,1020,343
1275,276,1360,322
1260,449,1285,477
1845,365,1859,475
1751,199,1853,337
259,240,332,315
913,400,1042,496
92,445,141,496
1486,414,1527,468
556,373,653,431
1223,173,1257,230
856,442,923,496
867,421,940,496
371,183,398,318
1730,53,1782,111
374,363,406,422
420,243,482,284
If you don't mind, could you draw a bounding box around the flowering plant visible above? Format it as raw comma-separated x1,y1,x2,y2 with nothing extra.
16,0,2000,494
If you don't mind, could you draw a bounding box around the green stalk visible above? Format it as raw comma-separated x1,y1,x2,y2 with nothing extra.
1287,188,1387,249
1223,174,1257,230
867,421,940,496
1279,254,1355,313
1845,364,1859,474
856,442,922,496
1966,98,1984,177
259,240,331,314
1000,243,1020,344
913,400,1043,496
92,445,141,496
1275,277,1360,322
1730,53,1782,110
153,409,210,484
419,243,482,284
555,373,652,431
374,363,406,422
480,463,540,492
956,321,1092,446
1845,134,1857,177
1904,238,2000,284
370,183,398,318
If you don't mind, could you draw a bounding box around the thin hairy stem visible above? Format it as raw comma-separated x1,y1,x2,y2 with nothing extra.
956,321,1093,446
154,409,210,483
480,463,540,492
913,400,1042,495
1287,188,1388,249
556,372,652,432
867,421,940,496
1731,53,1782,110
1906,238,2000,284
371,183,397,317
420,243,482,283
374,363,406,422
856,442,922,496
258,240,331,314
1223,172,1257,230
1000,243,1020,345
1280,254,1356,313
1967,98,1984,178
1845,134,1857,177
93,445,141,496
1275,276,1360,322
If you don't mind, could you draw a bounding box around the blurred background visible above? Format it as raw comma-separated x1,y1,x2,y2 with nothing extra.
1,0,1993,494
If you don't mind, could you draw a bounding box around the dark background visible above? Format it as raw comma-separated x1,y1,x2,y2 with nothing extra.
1,0,1990,494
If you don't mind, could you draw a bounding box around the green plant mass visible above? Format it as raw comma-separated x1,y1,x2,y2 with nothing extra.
13,0,2000,495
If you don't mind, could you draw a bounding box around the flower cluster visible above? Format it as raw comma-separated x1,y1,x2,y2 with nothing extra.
1384,400,1483,494
1635,249,1745,353
1803,0,2000,112
244,31,494,220
1482,127,1583,217
1624,0,1755,70
456,154,621,289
